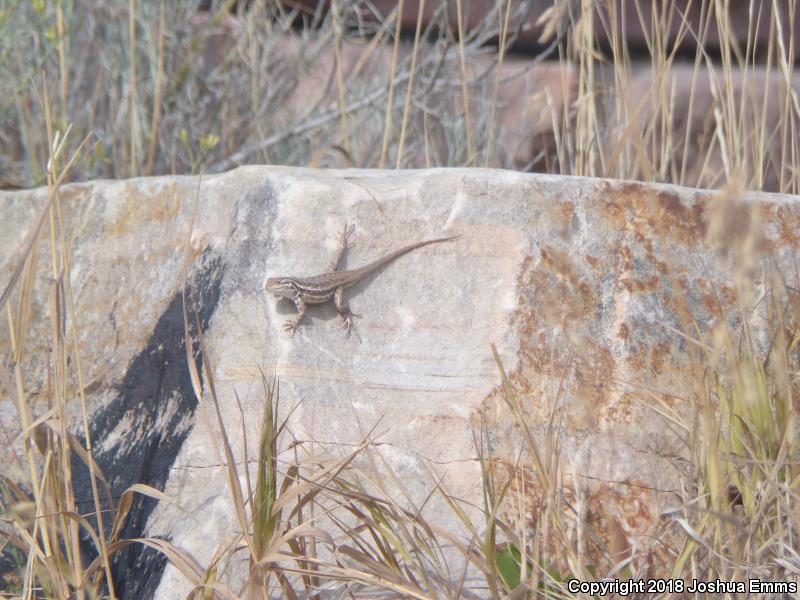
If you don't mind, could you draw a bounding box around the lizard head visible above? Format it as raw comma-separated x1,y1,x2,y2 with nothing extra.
265,277,295,299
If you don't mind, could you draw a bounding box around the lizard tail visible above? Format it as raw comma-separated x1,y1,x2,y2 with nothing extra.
350,233,462,280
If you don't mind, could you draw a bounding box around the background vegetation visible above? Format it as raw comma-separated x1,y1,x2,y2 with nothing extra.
1,0,798,191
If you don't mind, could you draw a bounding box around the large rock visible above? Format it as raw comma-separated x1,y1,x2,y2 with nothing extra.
289,0,800,58
1,167,797,597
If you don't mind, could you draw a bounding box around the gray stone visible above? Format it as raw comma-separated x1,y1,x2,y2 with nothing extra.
1,167,797,597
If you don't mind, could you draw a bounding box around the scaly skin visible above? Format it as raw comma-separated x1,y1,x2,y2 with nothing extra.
266,225,460,335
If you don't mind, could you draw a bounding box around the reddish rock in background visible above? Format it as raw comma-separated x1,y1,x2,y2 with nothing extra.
285,0,800,58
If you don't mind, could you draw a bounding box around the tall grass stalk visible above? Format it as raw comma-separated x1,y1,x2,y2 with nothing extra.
1,79,111,598
378,0,404,168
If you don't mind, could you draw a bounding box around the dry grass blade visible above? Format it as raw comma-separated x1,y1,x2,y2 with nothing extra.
454,0,474,165
92,538,239,600
275,441,375,517
490,344,548,489
378,0,405,168
277,555,435,600
108,483,185,544
0,131,90,316
253,524,334,568
144,2,166,176
330,0,350,157
251,378,278,562
36,418,113,503
181,300,253,557
336,544,416,583
395,0,425,169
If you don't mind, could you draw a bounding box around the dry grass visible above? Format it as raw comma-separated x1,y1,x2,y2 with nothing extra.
1,1,796,191
1,0,799,598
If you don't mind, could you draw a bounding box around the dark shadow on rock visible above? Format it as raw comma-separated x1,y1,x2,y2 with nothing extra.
71,249,224,600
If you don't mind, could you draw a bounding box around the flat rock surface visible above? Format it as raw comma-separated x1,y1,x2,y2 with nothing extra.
1,167,798,597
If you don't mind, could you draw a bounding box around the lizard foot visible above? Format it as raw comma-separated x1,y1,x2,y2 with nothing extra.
283,319,303,335
342,223,356,251
341,311,361,337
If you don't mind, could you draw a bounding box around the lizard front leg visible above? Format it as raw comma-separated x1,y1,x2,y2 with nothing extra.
284,295,308,335
333,286,358,336
328,223,355,272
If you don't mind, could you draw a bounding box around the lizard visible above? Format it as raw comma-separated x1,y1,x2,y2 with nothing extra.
265,224,461,335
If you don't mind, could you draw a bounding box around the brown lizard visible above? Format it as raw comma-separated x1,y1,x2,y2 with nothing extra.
266,224,460,335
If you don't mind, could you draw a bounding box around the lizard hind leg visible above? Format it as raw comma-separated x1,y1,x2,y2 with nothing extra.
328,223,356,272
333,286,359,337
284,296,307,335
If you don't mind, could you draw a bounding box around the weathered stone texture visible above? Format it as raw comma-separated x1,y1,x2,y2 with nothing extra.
1,167,797,597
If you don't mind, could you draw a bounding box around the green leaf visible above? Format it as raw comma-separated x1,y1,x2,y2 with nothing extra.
495,542,525,591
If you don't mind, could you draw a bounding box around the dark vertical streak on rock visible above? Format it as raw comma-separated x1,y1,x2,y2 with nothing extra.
71,250,224,600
